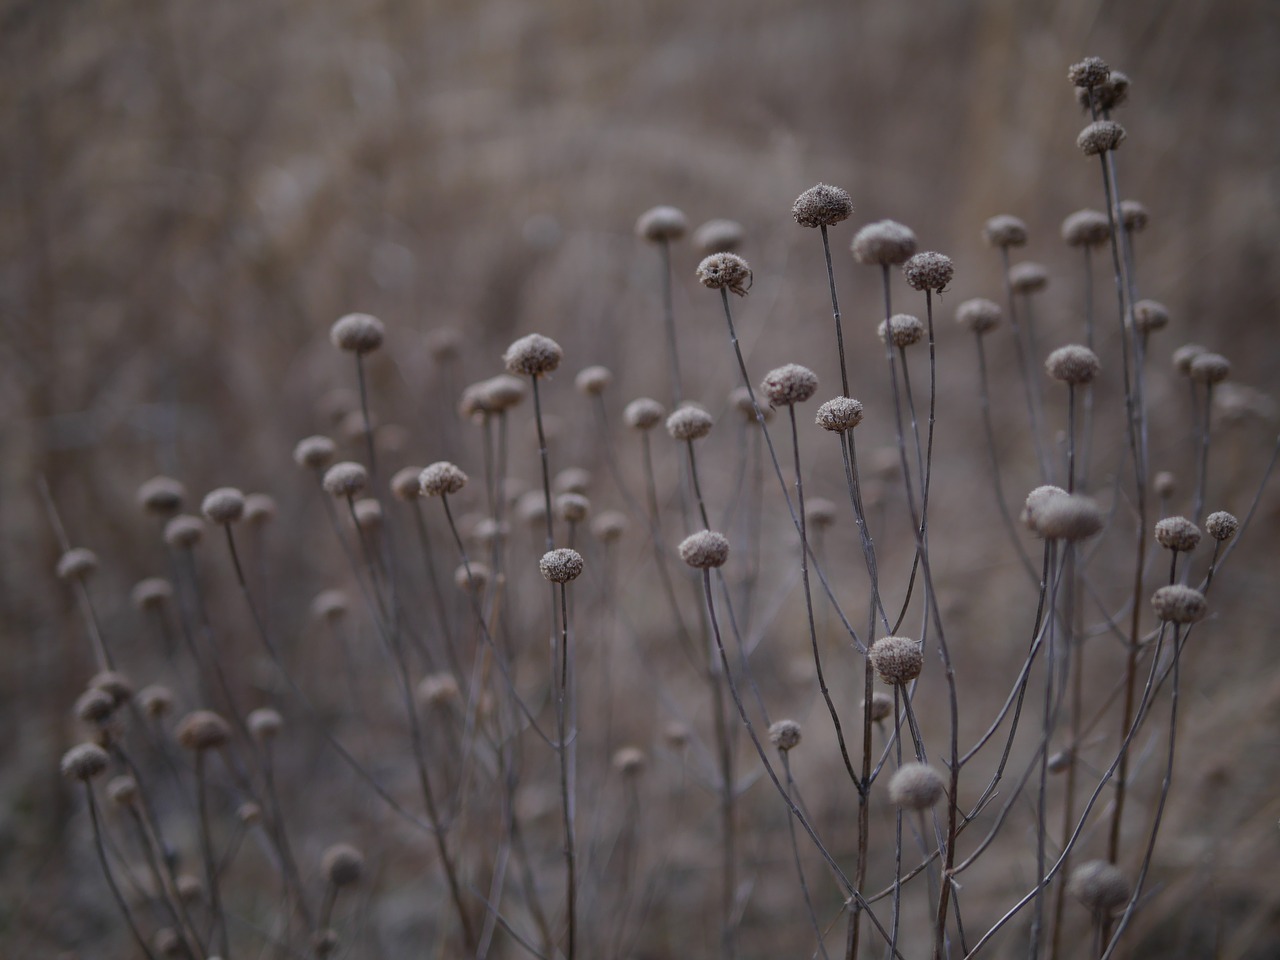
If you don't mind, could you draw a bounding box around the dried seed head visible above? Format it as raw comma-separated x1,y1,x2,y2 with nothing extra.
636,205,688,243
903,251,954,292
540,548,585,583
624,397,666,431
1047,750,1073,774
504,333,563,377
237,801,262,824
888,762,945,810
419,461,468,497
1009,261,1049,294
483,374,527,411
575,365,612,396
75,688,115,724
293,435,337,471
693,218,745,255
1034,493,1105,541
1154,471,1177,498
56,548,98,581
311,589,349,622
729,386,771,422
1068,860,1129,915
322,843,365,887
1154,516,1201,552
457,383,492,421
553,467,592,495
91,671,134,705
1120,200,1149,232
472,518,508,548
1172,344,1207,376
983,215,1029,249
516,491,547,527
591,511,628,543
138,685,174,719
806,498,837,529
1078,71,1129,112
424,327,461,362
322,463,367,499
247,708,283,742
201,488,245,525
330,313,384,354
1077,120,1126,156
1067,57,1110,89
137,476,186,516
175,874,204,902
1205,511,1238,542
1131,300,1169,334
417,673,461,707
1045,345,1101,384
792,183,854,228
679,530,730,569
1023,485,1067,530
1151,584,1207,624
243,494,277,526
556,493,590,524
760,364,819,406
878,314,925,349
1061,209,1111,248
612,746,647,775
107,775,138,806
663,721,691,748
956,298,1002,335
175,710,232,751
390,466,423,501
1189,352,1230,386
130,578,173,611
816,396,864,432
455,562,490,593
768,719,803,751
61,742,110,781
869,636,923,685
353,498,383,529
851,220,917,265
696,252,752,296
866,692,894,722
153,928,183,958
666,404,714,441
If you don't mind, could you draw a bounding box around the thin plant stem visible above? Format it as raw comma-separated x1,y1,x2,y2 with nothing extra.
554,581,578,960
781,751,831,960
999,246,1051,480
194,750,231,958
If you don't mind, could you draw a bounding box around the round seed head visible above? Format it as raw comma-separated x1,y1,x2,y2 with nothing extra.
390,466,423,501
1151,585,1207,624
663,721,691,749
866,692,894,722
310,589,349,622
635,205,687,243
729,386,771,422
130,577,173,611
175,874,204,902
760,364,819,406
1131,300,1169,334
612,746,647,775
107,775,138,806
1020,485,1070,535
293,435,337,471
322,843,365,887
516,491,547,527
556,493,590,524
806,498,837,529
696,253,752,296
816,396,864,432
1067,57,1110,89
1205,511,1238,542
247,708,283,742
504,333,563,377
768,719,803,751
666,404,714,441
419,461,467,497
242,494,277,525
956,298,1002,334
454,562,490,593
75,688,115,724
553,467,592,495
330,313,384,354
1172,344,1207,377
1154,516,1201,552
458,383,492,421
61,742,110,781
237,801,262,824
1061,209,1111,248
1047,750,1073,774
539,548,585,583
56,548,98,581
903,251,954,292
1009,261,1049,294
424,326,461,362
471,518,508,548
1078,71,1129,113
1120,200,1149,232
869,636,923,685
153,928,183,958
851,220,917,265
693,218,745,255
878,314,925,349
575,365,612,395
138,685,174,719
1077,120,1126,156
482,374,527,411
353,498,383,529
417,673,462,707
91,671,134,705
624,397,666,431
1154,471,1177,498
201,488,245,524
175,710,232,751
888,762,945,810
792,183,854,228
983,215,1029,249
1068,860,1129,915
322,462,367,499
1045,345,1101,384
679,530,730,569
1033,493,1104,541
591,511,628,543
1189,352,1230,385
137,476,186,516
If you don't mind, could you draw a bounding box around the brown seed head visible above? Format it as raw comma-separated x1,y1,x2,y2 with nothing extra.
624,397,666,431
56,548,98,581
322,843,365,887
1034,493,1104,541
330,313,384,354
1154,471,1177,498
1154,516,1201,552
390,466,423,501
591,511,628,543
1205,511,1238,542
1151,584,1207,624
878,314,925,349
138,685,174,719
1067,57,1110,89
679,530,730,569
663,722,691,749
237,801,262,824
247,708,283,742
91,671,134,705
310,589,349,622
768,719,803,751
201,488,245,524
1077,120,1126,156
540,548,585,583
1189,352,1230,385
1009,261,1049,294
131,578,173,611
1132,300,1169,334
869,636,923,685
175,874,204,903
729,386,771,422
504,333,563,377
76,688,116,724
575,365,612,396
760,364,819,406
792,183,854,228
107,775,138,806
353,498,383,530
612,746,647,775
666,404,714,441
322,463,367,499
866,692,894,722
454,562,490,593
554,467,592,495
956,298,1002,334
1120,200,1149,232
696,253,752,296
293,435,337,471
983,215,1028,249
419,461,468,497
61,742,110,781
816,396,864,432
1061,209,1111,248
417,673,462,707
1172,344,1207,376
137,476,186,516
1069,860,1129,915
888,762,945,810
693,218,746,255
806,498,837,529
903,251,954,292
1078,71,1129,112
153,928,183,957
556,493,590,524
176,710,232,751
851,220,917,265
242,493,277,525
483,374,527,411
636,205,688,243
1022,485,1068,532
424,327,461,362
1045,345,1101,384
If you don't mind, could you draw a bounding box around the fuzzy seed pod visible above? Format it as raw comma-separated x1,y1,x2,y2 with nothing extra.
956,298,1002,334
806,498,837,529
1009,261,1049,294
56,548,98,581
816,396,864,432
1045,345,1101,384
483,375,527,411
454,562,490,593
91,671,134,705
137,476,186,516
242,494,277,525
903,251,954,292
1061,209,1111,248
1151,585,1207,624
851,220,917,266
293,435,337,471
237,802,262,824
1154,471,1176,498
556,493,590,524
1189,353,1230,385
1205,511,1238,542
130,578,172,611
417,673,461,707
869,636,923,685
472,518,508,547
247,708,283,742
663,721,691,749
1120,200,1149,232
792,183,854,228
1047,750,1072,774
729,386,771,422
679,530,730,569
624,397,666,431
1131,300,1169,334
1078,71,1129,112
424,327,461,362
516,491,547,527
1172,344,1207,376
322,463,367,499
554,467,592,495
1154,516,1201,552
1068,861,1129,915
693,218,745,255
666,404,714,441
768,719,803,751
760,364,819,406
504,333,563,377
1077,120,1126,156
983,215,1028,249
175,710,232,751
888,762,945,810
1034,493,1104,541
575,365,612,395
457,383,492,421
311,589,349,622
636,205,687,243
200,488,245,525
330,313,384,354
591,511,628,543
390,467,423,501
866,692,894,722
322,843,365,887
76,688,115,724
61,742,110,781
419,462,467,497
175,874,204,902
612,746,647,775
353,498,383,529
696,252,752,296
1068,57,1110,88
138,685,174,719
878,314,925,349
107,775,138,806
539,548,585,583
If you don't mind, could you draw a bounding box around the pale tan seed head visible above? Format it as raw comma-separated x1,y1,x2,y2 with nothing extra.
1131,300,1169,334
1172,344,1207,376
353,498,383,530
482,374,527,411
591,511,628,544
792,183,854,228
175,710,232,751
138,685,174,719
612,746,647,775
729,386,771,422
869,636,923,685
693,218,746,255
322,463,367,499
852,220,917,265
330,313,385,354
1154,471,1177,498
242,493,277,526
956,298,1002,335
624,397,666,431
1077,120,1126,156
130,578,173,611
1022,485,1069,532
107,775,138,807
760,364,819,405
91,671,134,705
1061,210,1111,248
806,498,837,530
1068,860,1129,915
768,719,803,751
503,333,563,377
322,843,365,887
201,488,245,524
816,396,864,432
61,742,110,781
575,365,612,396
903,251,954,292
293,435,337,471
247,708,283,742
1045,345,1101,385
137,476,186,516
390,466,423,501
310,589,349,622
866,692,894,722
878,315,925,349
454,562,490,593
1067,57,1110,89
419,461,468,497
417,673,461,707
540,549,585,583
424,327,461,362
75,688,116,724
1189,353,1230,386
888,762,945,810
1033,493,1104,541
983,215,1028,249
696,252,752,296
666,404,714,441
556,493,590,524
1120,200,1149,232
1150,584,1207,624
679,530,730,569
553,467,592,495
635,205,688,243
1205,511,1238,542
1154,516,1201,553
56,548,99,581
1009,261,1049,294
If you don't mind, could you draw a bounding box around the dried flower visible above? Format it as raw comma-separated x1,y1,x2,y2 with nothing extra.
75,688,115,724
866,692,894,722
612,746,647,775
888,763,945,810
556,493,590,524
107,775,138,806
635,205,688,243
330,313,385,354
1068,860,1129,915
424,327,461,362
56,548,98,581
591,511,628,543
666,404,714,441
956,298,1002,334
201,488,245,524
554,467,592,496
504,333,563,377
138,685,174,719
878,314,925,349
1061,210,1111,248
851,220,917,265
175,710,232,751
1154,516,1201,552
390,467,423,501
816,396,864,432
454,562,490,593
693,219,745,255
792,183,854,228
1009,261,1049,294
322,463,367,499
483,375,527,411
1150,584,1207,624
575,366,612,395
1154,471,1176,498
768,719,803,751
419,462,467,497
353,498,383,529
760,364,819,406
983,215,1028,249
243,493,277,525
293,435,337,471
248,708,283,742
806,498,837,529
91,671,133,705
1120,200,1149,232
624,397,666,431
903,251,954,292
1045,345,1101,384
696,253,752,296
679,530,730,569
322,843,365,887
137,476,186,516
540,548,585,583
1067,57,1110,89
730,386,771,422
1205,511,1238,542
1077,120,1126,156
61,743,110,781
869,636,923,685
1131,300,1169,334
1033,493,1104,541
417,673,461,707
1189,353,1230,385
1077,71,1129,113
311,589,349,622
1172,344,1207,376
